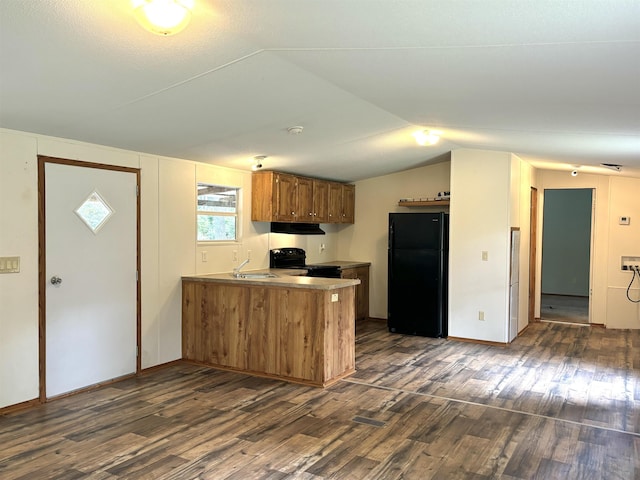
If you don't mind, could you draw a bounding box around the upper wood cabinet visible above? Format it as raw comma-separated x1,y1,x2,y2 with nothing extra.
297,176,314,222
342,184,355,223
252,171,354,224
275,172,298,222
328,182,355,223
252,171,298,222
312,179,329,223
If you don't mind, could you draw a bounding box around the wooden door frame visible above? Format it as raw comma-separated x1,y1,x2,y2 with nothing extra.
38,155,141,402
528,187,537,323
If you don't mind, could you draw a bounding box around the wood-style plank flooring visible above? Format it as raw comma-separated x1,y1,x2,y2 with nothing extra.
1,320,639,479
540,294,589,324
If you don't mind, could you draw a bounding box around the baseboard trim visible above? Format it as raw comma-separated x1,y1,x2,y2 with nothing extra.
141,359,184,375
46,372,137,402
448,336,509,347
1,360,185,414
0,398,40,415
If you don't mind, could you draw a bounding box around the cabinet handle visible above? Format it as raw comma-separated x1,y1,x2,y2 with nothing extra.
309,212,313,216
291,211,295,215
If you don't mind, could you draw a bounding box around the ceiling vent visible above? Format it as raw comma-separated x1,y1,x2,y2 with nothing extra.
600,163,622,172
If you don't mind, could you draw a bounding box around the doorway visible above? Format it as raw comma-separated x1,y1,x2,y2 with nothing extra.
38,156,141,400
540,188,593,324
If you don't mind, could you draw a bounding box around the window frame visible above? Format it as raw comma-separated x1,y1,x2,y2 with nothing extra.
196,183,240,244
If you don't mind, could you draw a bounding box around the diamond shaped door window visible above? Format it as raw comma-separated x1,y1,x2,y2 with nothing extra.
75,191,114,234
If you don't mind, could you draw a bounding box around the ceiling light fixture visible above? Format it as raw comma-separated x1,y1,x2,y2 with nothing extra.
252,155,267,171
287,126,304,135
413,129,441,146
132,0,194,36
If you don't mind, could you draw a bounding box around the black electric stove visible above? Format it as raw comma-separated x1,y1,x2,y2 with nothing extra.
270,248,342,278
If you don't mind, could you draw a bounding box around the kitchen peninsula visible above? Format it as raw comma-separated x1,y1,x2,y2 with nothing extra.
182,271,360,387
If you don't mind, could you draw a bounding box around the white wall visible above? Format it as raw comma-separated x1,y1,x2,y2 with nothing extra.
515,159,535,333
449,149,513,343
337,160,451,319
0,128,275,408
0,131,39,407
535,171,640,328
269,227,340,265
195,162,271,275
606,176,640,328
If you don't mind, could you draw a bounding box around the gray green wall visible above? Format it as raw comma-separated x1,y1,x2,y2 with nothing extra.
541,189,592,296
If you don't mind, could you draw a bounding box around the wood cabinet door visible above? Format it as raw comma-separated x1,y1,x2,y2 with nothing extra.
275,173,298,221
341,266,369,321
355,266,370,320
313,180,329,223
251,171,275,221
342,184,355,223
297,177,314,222
328,182,343,223
279,290,324,383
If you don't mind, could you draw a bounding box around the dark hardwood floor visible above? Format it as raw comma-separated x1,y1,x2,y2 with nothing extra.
1,320,638,479
540,294,589,324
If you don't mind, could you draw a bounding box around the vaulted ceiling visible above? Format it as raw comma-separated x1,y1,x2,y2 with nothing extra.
1,1,639,181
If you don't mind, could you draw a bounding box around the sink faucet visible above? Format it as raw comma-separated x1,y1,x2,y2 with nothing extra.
233,258,250,277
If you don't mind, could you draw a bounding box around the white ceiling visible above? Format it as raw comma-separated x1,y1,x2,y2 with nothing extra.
1,0,639,181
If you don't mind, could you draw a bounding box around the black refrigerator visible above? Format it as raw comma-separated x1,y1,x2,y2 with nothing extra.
388,212,449,337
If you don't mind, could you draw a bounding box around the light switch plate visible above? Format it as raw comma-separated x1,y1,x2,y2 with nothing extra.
331,293,339,302
0,256,20,273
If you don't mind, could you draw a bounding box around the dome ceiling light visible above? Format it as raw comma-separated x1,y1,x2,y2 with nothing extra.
413,129,441,146
287,126,304,135
132,0,194,36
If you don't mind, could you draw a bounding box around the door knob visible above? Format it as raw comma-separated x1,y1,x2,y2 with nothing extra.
50,276,62,285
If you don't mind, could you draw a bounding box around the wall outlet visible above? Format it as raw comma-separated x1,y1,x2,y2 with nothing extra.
331,293,339,302
482,251,488,261
478,311,485,321
201,251,208,262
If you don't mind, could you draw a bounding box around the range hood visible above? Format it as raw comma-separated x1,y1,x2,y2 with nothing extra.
270,222,326,235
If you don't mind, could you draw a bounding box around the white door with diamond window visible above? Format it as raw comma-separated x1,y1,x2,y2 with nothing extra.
45,161,138,398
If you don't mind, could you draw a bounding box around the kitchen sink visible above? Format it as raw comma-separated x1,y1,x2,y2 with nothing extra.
232,273,278,279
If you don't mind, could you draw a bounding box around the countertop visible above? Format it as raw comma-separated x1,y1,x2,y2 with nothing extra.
182,269,360,290
313,260,371,268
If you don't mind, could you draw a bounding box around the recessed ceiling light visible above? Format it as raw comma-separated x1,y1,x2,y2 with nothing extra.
132,0,194,36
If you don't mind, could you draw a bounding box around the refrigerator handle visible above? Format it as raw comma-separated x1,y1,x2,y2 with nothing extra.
389,223,393,250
